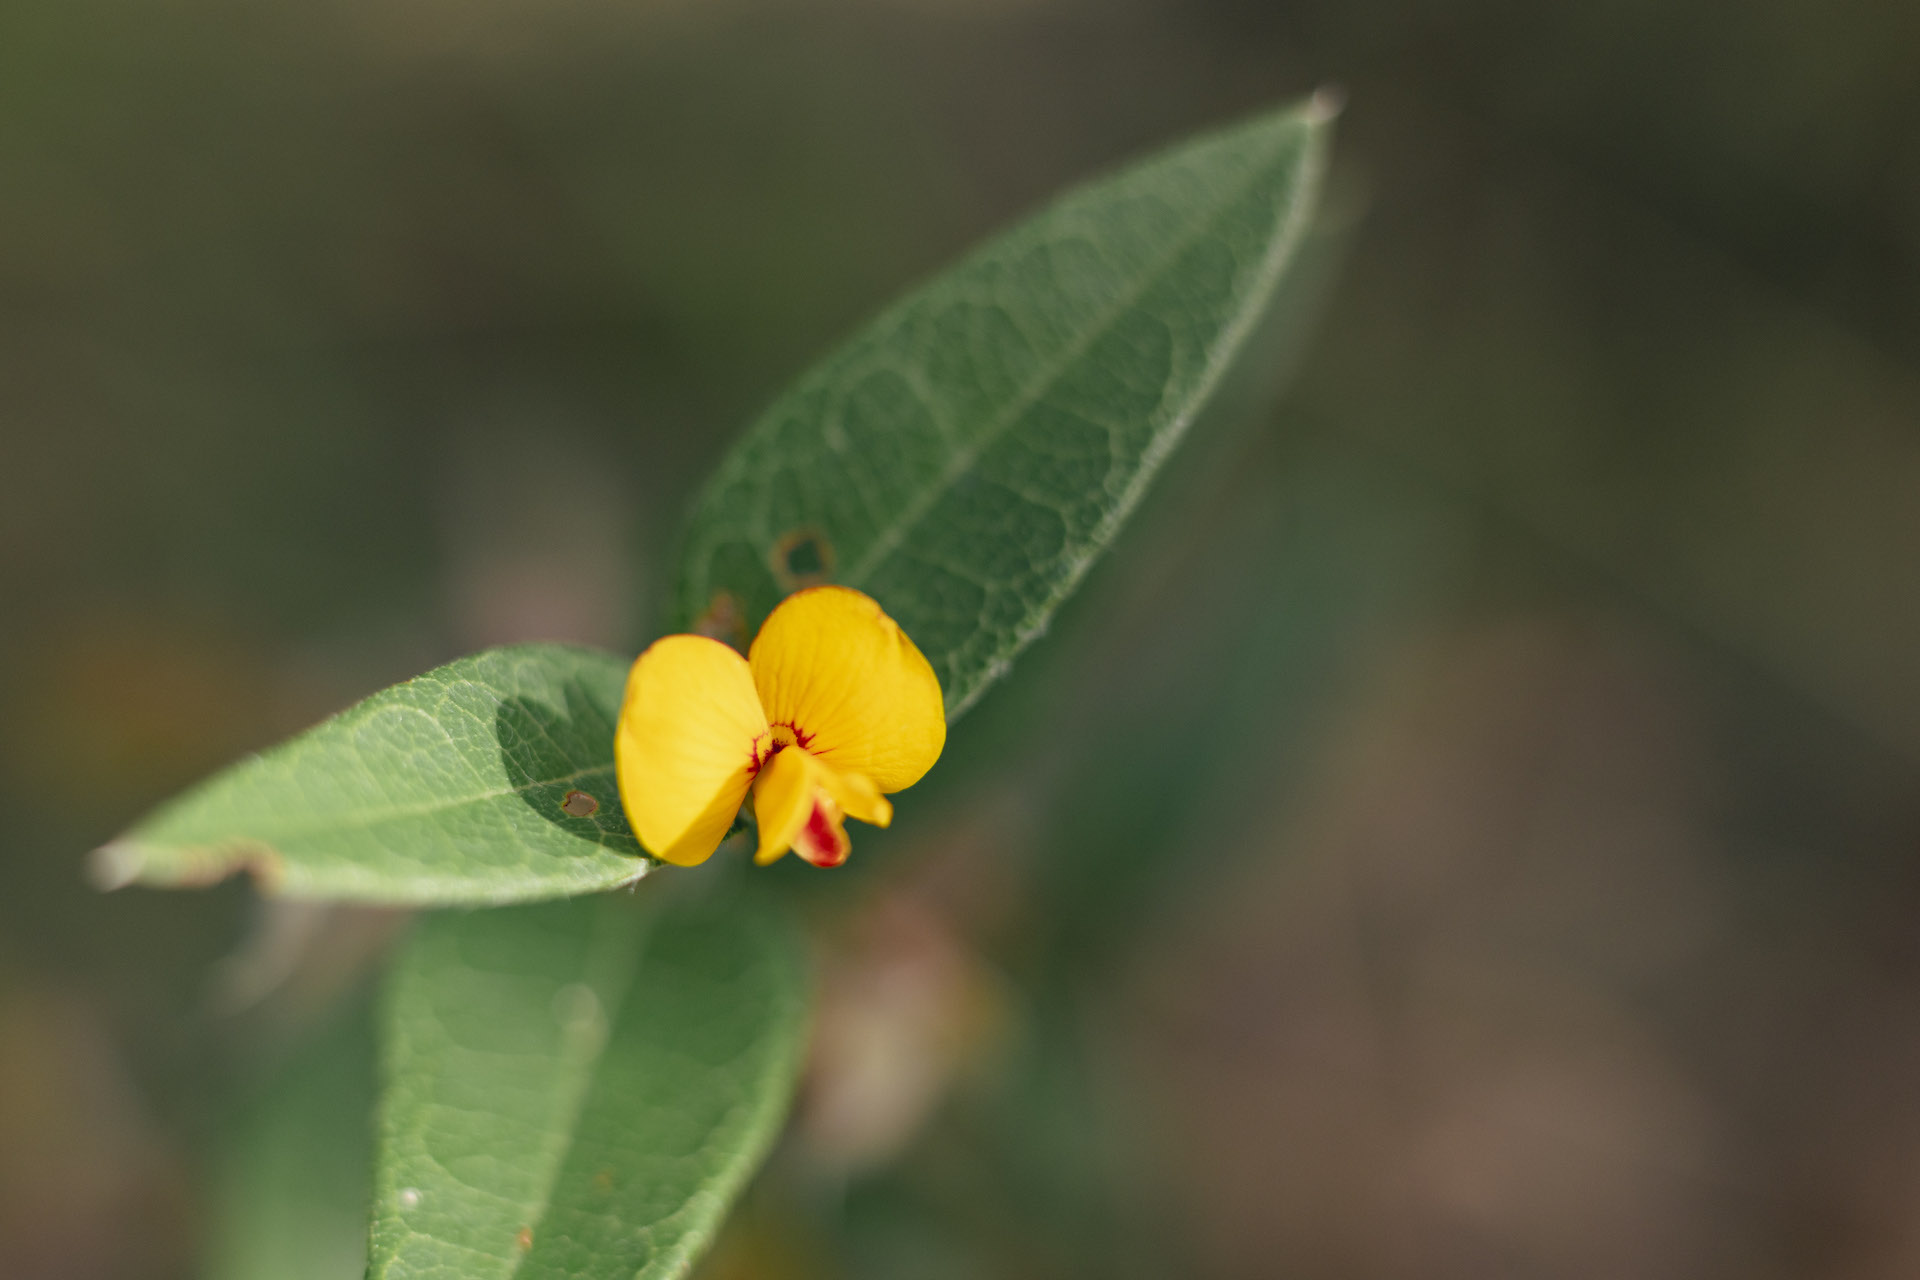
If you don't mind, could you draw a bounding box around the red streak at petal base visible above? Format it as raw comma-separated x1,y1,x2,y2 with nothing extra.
794,797,850,868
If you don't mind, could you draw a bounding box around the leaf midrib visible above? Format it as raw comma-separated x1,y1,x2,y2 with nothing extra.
939,118,1323,719
833,124,1301,592
503,903,650,1280
145,761,618,851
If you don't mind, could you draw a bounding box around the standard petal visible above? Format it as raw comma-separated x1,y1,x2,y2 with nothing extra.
748,586,945,794
615,635,767,866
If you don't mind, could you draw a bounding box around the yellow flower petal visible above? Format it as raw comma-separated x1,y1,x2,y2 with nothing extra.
750,745,816,866
615,635,768,866
750,746,885,867
748,586,945,794
820,764,891,829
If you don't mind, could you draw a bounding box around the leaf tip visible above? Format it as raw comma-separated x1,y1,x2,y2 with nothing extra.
87,837,290,895
1306,83,1347,125
86,840,143,892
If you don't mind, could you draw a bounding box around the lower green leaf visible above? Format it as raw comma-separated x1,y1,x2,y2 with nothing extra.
203,996,376,1280
368,889,810,1280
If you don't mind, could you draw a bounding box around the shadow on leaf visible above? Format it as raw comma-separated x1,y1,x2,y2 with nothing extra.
495,683,644,862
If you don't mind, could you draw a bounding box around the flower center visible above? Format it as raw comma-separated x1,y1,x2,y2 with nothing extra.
749,721,815,773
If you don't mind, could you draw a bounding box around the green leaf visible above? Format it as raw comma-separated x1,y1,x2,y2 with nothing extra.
367,890,809,1280
674,96,1335,718
93,645,649,906
203,997,376,1280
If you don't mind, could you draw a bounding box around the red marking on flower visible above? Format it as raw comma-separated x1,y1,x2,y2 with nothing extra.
794,796,850,868
748,722,815,774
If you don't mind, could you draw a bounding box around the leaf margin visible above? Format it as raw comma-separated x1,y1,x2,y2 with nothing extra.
91,642,653,907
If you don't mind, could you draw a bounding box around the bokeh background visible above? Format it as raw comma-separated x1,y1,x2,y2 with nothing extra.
6,0,1920,1276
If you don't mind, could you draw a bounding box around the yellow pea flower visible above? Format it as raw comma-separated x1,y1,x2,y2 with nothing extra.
615,586,946,868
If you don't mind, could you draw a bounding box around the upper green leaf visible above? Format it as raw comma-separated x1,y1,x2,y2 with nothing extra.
94,645,648,906
95,101,1331,910
674,97,1334,717
367,890,809,1280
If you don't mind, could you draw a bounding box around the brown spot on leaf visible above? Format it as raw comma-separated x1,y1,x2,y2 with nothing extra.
593,1168,615,1194
770,527,834,592
516,1226,534,1252
561,789,599,818
693,589,749,651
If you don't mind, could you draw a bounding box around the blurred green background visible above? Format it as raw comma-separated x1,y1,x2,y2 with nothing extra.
5,0,1920,1277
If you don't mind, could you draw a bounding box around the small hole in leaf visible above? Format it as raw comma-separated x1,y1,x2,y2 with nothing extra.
561,789,599,818
784,536,826,578
771,527,834,591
